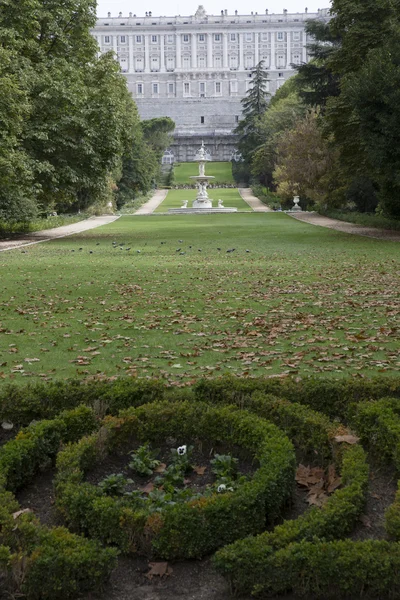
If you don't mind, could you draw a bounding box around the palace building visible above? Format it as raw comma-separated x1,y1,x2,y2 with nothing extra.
92,6,329,162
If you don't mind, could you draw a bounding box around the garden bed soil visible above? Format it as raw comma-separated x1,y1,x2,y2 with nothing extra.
85,440,258,497
351,459,398,541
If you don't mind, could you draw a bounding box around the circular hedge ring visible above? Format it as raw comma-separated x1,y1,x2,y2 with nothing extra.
55,401,296,559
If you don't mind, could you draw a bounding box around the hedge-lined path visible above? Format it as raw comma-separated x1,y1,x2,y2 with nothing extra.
0,215,119,253
134,189,168,215
290,212,400,242
238,188,272,211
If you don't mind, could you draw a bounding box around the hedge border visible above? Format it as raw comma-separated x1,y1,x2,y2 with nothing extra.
352,398,400,541
55,401,296,559
1,374,400,426
0,406,117,599
213,442,369,595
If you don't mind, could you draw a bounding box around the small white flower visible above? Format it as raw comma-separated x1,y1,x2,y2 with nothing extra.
217,484,226,493
177,445,187,456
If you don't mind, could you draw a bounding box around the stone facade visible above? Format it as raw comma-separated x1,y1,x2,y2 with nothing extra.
92,6,329,161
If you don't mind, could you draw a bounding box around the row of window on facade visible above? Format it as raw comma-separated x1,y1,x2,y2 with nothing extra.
135,78,284,96
118,53,301,72
102,31,301,45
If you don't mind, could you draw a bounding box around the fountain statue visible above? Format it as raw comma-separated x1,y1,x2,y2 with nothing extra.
190,142,214,209
170,142,237,213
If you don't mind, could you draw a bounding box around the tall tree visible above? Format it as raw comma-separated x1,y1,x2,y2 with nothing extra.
294,20,341,110
251,92,307,187
234,61,270,181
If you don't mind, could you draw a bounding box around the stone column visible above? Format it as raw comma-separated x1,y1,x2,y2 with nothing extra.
223,32,228,68
270,32,275,70
191,33,197,68
286,30,291,67
239,32,244,69
254,32,259,65
144,34,150,72
129,35,134,72
112,34,118,56
302,30,307,63
207,32,213,68
160,34,165,71
176,33,182,69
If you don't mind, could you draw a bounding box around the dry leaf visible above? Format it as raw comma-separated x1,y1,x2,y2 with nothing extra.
359,514,372,528
334,434,360,444
13,508,33,519
154,463,167,473
139,482,154,494
193,465,207,475
145,562,173,580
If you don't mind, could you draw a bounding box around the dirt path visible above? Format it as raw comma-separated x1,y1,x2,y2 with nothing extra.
134,190,168,215
238,188,272,212
0,216,120,253
290,212,400,242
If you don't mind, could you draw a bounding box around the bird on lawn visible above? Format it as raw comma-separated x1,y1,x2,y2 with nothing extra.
176,248,181,252
226,248,236,253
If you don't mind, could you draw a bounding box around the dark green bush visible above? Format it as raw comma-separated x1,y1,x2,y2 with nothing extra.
2,375,400,426
213,443,368,595
0,406,97,492
352,398,400,468
249,539,400,598
20,526,117,600
56,402,296,559
386,482,400,541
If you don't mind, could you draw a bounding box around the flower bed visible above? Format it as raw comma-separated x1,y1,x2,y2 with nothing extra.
55,401,296,559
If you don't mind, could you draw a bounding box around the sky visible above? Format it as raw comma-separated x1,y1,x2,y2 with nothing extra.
96,0,331,18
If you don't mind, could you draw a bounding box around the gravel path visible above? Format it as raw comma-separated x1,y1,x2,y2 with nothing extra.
238,188,272,211
0,215,120,252
289,212,400,242
134,190,168,215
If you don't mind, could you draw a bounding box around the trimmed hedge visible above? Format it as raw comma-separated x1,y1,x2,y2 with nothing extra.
1,375,400,426
247,539,400,598
0,406,117,599
352,398,400,468
351,398,400,540
195,390,347,462
55,401,296,559
213,443,369,596
0,405,97,493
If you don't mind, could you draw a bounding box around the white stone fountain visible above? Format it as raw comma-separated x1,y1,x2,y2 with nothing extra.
168,142,237,213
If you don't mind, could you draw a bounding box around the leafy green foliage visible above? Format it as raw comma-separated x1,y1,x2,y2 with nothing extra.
0,0,151,221
98,473,133,496
129,444,161,476
210,454,238,480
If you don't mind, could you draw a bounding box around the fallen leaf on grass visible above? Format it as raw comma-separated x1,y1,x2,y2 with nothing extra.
145,562,173,580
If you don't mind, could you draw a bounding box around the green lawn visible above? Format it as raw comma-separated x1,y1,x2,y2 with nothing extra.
0,213,399,385
173,161,235,184
155,188,252,212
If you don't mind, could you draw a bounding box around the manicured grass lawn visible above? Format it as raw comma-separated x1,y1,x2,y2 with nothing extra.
173,161,234,184
0,213,399,385
155,188,252,211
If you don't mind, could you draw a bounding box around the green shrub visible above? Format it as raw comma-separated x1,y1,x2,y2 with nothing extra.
0,406,97,492
386,482,400,541
9,522,117,600
55,402,295,558
194,375,400,421
213,443,368,595
352,398,400,468
2,375,400,427
249,539,400,598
